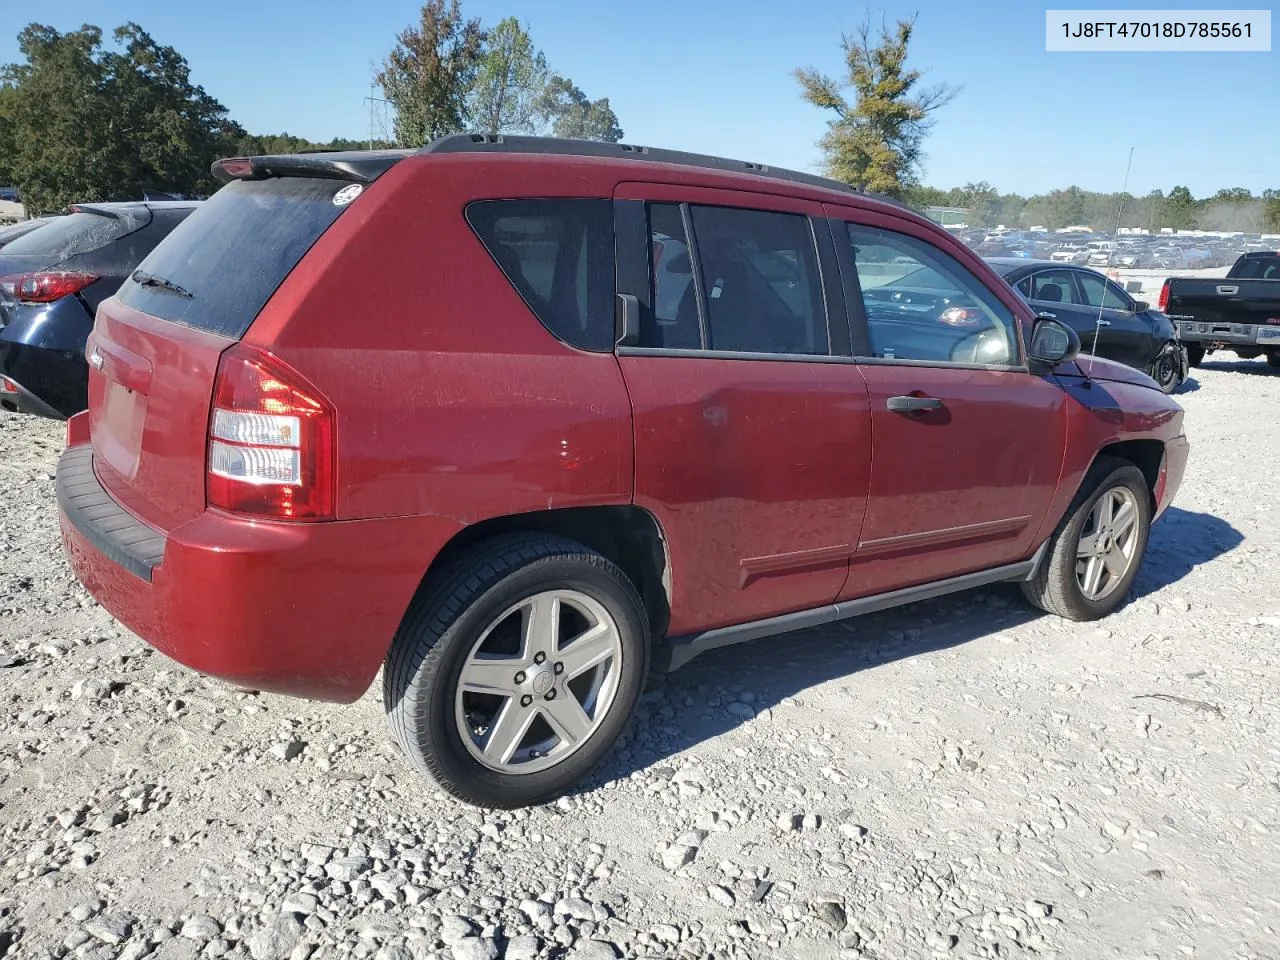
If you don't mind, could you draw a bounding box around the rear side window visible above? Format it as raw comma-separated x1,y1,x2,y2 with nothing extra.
689,206,828,356
117,178,351,339
1,210,146,261
466,199,615,352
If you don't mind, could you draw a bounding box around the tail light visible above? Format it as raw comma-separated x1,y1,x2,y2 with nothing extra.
1156,279,1170,313
206,345,335,521
0,271,98,303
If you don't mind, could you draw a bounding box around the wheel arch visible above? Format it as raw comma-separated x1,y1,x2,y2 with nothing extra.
411,505,672,644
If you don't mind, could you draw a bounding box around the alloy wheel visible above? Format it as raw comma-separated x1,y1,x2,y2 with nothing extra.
454,589,623,775
1075,487,1141,601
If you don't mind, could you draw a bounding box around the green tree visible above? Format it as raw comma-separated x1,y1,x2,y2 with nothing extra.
376,0,486,147
1164,185,1197,231
2,22,241,213
466,17,548,135
794,14,956,198
537,75,623,141
961,181,999,227
1264,189,1280,232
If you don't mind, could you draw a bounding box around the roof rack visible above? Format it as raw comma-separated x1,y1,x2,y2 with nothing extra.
420,134,915,212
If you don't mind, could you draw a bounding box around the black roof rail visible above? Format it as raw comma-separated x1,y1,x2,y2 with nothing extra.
420,134,916,212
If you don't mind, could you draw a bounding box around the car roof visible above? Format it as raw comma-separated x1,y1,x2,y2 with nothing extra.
212,134,929,226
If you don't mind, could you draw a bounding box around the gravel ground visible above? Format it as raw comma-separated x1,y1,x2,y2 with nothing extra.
2,356,1278,960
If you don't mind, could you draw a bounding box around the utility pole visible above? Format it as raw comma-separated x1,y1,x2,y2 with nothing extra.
364,84,391,151
1115,146,1135,232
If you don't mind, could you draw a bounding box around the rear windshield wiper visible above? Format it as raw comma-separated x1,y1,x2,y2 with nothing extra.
131,270,192,299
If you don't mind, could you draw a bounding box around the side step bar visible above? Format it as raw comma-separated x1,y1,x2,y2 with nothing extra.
661,541,1049,672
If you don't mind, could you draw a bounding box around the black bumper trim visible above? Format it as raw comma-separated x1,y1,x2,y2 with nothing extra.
56,445,165,581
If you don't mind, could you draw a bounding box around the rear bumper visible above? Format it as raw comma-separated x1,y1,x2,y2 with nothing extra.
57,439,463,703
1155,434,1190,521
0,299,91,419
0,364,68,419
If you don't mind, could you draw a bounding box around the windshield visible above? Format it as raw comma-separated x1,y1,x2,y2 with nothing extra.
0,209,148,261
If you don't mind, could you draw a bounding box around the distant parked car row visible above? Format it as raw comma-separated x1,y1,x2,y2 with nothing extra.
0,201,199,417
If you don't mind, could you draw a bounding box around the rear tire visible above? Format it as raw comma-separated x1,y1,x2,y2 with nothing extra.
1021,457,1152,621
1185,345,1204,368
1268,351,1280,369
384,534,649,808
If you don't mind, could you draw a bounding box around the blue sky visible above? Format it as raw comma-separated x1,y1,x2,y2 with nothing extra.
3,1,1275,196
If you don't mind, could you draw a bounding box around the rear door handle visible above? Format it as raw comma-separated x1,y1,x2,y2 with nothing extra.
886,395,943,412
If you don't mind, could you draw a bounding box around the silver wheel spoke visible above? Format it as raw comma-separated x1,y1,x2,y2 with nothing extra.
541,695,593,747
459,657,522,696
1077,531,1100,557
1097,491,1116,533
1103,545,1129,579
1082,555,1105,597
523,594,561,655
1111,499,1138,540
558,622,617,680
482,700,535,765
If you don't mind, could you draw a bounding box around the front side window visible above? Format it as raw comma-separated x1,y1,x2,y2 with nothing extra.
1075,271,1132,311
846,224,1020,366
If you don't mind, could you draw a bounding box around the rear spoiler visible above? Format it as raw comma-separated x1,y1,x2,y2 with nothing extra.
211,149,416,185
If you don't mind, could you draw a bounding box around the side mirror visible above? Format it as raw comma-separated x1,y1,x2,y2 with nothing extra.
1028,316,1080,369
1132,300,1150,313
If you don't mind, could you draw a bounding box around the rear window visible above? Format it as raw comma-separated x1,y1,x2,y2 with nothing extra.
1231,255,1280,280
117,178,351,339
466,199,615,352
1,210,146,260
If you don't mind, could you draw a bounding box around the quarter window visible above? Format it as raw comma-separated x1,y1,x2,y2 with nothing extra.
640,204,829,356
466,199,615,351
845,225,1020,366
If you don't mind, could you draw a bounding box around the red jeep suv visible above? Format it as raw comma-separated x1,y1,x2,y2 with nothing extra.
57,136,1189,807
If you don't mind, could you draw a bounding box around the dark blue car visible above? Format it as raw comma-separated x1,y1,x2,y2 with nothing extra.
0,201,199,418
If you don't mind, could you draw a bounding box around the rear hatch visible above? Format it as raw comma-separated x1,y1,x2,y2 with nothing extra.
87,155,408,531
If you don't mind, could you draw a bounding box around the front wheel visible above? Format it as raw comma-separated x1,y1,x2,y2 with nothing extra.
1021,458,1152,621
1148,345,1183,394
384,534,649,808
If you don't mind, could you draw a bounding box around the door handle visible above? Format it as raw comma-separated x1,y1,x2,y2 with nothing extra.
1096,319,1112,326
886,395,943,413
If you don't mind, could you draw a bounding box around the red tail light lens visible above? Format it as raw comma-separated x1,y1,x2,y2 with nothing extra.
1156,279,1170,313
207,346,335,521
0,271,98,303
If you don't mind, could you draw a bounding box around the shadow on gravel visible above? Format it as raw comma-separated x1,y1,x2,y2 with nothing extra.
1132,505,1243,599
1173,376,1201,394
585,506,1242,788
1198,357,1280,377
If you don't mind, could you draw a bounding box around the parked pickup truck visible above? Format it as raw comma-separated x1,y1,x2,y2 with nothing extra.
1157,252,1280,367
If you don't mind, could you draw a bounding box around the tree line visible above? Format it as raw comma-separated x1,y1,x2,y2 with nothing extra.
0,3,622,214
904,182,1280,234
3,5,1276,233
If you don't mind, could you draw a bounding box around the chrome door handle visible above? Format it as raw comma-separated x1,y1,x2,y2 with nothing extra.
886,395,943,412
1096,319,1112,327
